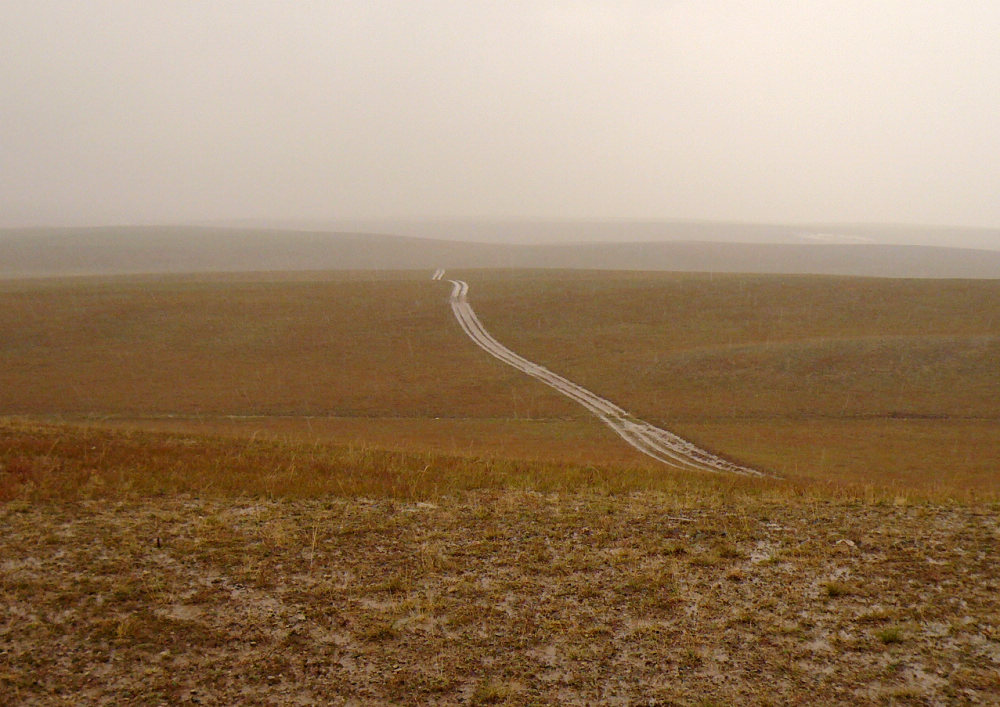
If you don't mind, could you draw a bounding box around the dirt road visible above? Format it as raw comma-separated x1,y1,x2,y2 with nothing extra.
443,276,767,476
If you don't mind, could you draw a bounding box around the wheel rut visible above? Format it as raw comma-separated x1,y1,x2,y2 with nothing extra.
439,273,769,477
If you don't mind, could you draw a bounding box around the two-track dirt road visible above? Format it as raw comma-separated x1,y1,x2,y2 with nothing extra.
442,274,767,476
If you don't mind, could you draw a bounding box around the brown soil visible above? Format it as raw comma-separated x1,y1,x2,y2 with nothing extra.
3,493,998,704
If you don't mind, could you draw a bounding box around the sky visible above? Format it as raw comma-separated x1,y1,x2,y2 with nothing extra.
2,1,1000,234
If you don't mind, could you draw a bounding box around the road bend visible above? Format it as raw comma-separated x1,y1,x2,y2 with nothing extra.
442,276,769,477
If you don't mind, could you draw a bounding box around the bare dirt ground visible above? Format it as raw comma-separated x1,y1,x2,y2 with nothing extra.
3,492,999,705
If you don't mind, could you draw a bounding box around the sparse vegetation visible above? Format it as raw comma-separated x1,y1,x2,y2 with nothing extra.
0,419,780,503
472,271,1000,494
1,270,998,703
876,626,906,644
3,484,998,703
3,270,997,494
823,580,854,598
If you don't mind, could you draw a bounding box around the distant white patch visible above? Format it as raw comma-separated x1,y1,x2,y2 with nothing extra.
799,233,874,244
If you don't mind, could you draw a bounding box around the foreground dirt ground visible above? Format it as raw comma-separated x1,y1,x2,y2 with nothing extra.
3,493,998,705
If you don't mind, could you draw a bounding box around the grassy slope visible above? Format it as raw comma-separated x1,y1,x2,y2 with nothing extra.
0,273,577,418
2,423,998,704
0,272,647,466
3,270,999,496
0,420,730,503
5,225,1000,278
3,269,1000,704
468,270,1000,497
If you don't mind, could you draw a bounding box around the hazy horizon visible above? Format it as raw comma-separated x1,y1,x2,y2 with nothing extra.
3,2,1000,243
5,218,1000,252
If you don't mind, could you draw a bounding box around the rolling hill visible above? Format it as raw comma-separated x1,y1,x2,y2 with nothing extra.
3,225,1000,278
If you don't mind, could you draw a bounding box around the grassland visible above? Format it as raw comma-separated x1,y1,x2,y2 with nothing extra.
0,271,574,420
0,271,621,466
2,421,999,704
469,270,1000,499
3,269,998,496
2,269,999,703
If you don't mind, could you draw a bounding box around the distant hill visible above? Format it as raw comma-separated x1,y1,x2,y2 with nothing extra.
3,225,1000,279
206,218,1000,250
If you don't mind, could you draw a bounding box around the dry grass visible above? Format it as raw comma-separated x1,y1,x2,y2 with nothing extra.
469,270,1000,492
0,419,789,504
2,263,999,705
678,418,1000,501
0,272,578,420
2,490,998,704
8,418,992,506
82,415,652,469
2,269,998,497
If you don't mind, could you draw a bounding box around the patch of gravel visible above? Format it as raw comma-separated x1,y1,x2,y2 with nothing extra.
1,493,999,704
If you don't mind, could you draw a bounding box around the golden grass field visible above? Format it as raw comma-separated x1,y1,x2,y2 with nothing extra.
2,268,999,703
2,268,997,498
469,270,1000,499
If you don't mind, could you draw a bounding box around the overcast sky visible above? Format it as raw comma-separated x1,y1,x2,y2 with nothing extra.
3,1,1000,232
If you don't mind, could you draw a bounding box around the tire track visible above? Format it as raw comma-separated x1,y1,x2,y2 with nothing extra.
441,275,769,477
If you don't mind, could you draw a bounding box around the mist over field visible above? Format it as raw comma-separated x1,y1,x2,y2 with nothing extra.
206,218,1000,250
4,224,1000,279
3,1,1000,246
